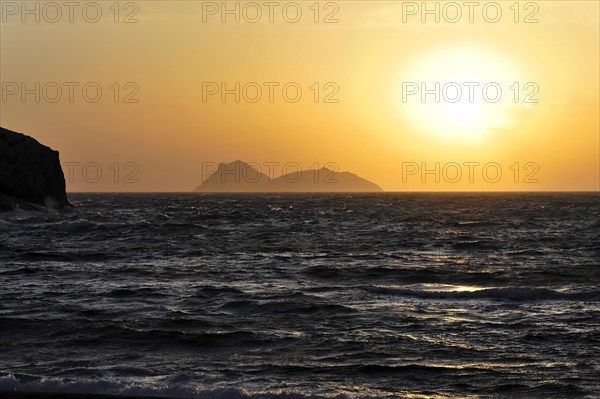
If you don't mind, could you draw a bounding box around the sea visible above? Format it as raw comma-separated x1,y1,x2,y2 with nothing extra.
0,193,599,399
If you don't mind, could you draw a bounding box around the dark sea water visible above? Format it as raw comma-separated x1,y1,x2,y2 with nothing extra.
0,193,599,398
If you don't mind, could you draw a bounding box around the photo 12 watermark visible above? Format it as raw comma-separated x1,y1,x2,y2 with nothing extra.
0,1,140,23
401,162,540,184
201,161,341,183
401,82,539,104
201,82,339,104
1,82,140,104
200,1,339,24
63,161,140,184
399,1,539,24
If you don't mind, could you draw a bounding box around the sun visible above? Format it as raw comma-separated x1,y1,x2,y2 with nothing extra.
397,44,523,144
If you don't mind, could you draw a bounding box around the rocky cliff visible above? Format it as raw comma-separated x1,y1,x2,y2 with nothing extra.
0,127,70,211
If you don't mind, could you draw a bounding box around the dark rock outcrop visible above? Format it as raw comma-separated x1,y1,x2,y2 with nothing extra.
194,160,383,192
0,127,70,211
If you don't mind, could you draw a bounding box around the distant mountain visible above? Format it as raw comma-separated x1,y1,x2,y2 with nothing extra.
271,167,383,192
194,161,383,192
194,161,272,192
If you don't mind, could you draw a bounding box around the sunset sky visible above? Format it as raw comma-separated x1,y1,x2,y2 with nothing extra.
1,0,598,191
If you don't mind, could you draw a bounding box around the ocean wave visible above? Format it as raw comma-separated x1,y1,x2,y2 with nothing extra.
451,240,497,250
369,286,600,302
0,373,353,399
301,265,342,279
56,220,97,232
14,250,119,262
302,265,505,286
109,287,171,298
218,299,355,316
0,220,19,230
56,219,150,232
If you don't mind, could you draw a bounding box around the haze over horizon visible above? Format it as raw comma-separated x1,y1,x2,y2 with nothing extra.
1,1,598,192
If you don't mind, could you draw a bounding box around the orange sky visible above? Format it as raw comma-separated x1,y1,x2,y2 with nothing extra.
1,1,598,191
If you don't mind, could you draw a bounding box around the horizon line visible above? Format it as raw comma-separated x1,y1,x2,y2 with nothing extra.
66,190,600,194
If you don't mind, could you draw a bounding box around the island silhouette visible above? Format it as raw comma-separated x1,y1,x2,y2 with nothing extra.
194,160,383,192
